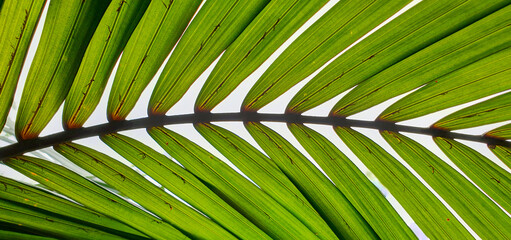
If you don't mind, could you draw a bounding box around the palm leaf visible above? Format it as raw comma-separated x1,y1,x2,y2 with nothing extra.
1,0,510,239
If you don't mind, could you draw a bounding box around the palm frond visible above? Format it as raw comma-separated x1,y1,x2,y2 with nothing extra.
1,0,510,239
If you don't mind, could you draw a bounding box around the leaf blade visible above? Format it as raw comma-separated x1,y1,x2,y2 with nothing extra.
383,131,511,239
242,0,411,111
148,126,320,240
63,0,150,129
246,122,378,239
101,133,270,240
287,0,511,113
3,156,188,240
335,127,474,239
434,137,511,214
15,0,110,139
289,124,415,239
148,0,270,115
194,0,329,111
194,122,338,240
107,0,201,120
0,0,46,132
54,142,236,240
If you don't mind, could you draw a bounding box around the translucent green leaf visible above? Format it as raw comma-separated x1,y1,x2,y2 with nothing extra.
289,124,415,239
0,176,148,239
333,4,511,118
0,229,56,240
287,0,510,113
434,92,511,130
15,0,110,139
383,131,511,239
486,123,511,139
107,0,201,121
489,144,511,169
54,142,236,240
3,156,187,240
335,127,474,239
101,133,270,240
0,0,46,132
148,0,270,115
0,199,123,240
148,126,319,240
194,123,337,240
63,0,150,129
242,0,411,111
380,47,511,121
246,122,378,239
434,137,511,213
194,0,328,111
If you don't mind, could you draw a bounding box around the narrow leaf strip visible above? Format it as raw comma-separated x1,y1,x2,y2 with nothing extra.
289,124,415,239
242,0,411,111
0,176,148,239
148,126,320,240
0,0,46,132
434,137,511,213
101,133,270,240
379,47,511,121
245,122,378,239
335,127,474,239
489,144,511,169
383,131,511,239
148,0,270,115
15,0,110,139
194,123,337,240
0,199,123,240
333,4,511,118
54,142,236,240
107,0,201,120
63,0,150,129
486,123,511,140
287,0,510,113
2,156,187,240
194,0,328,111
0,230,56,240
434,92,511,130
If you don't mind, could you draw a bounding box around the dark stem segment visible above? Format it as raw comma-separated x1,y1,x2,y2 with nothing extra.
1,112,509,159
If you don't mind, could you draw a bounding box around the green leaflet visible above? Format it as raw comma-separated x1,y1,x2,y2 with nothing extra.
107,0,201,121
148,0,270,115
0,176,148,239
434,92,511,130
241,0,411,111
380,48,511,122
486,123,511,139
287,0,510,113
289,124,415,239
15,0,110,140
194,0,328,111
489,144,511,169
0,0,46,133
245,122,378,239
2,156,187,240
0,199,123,240
194,123,338,240
63,0,150,129
335,127,474,239
148,126,320,240
0,229,56,240
434,137,511,214
54,142,235,240
333,4,511,118
383,131,511,239
101,133,270,240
